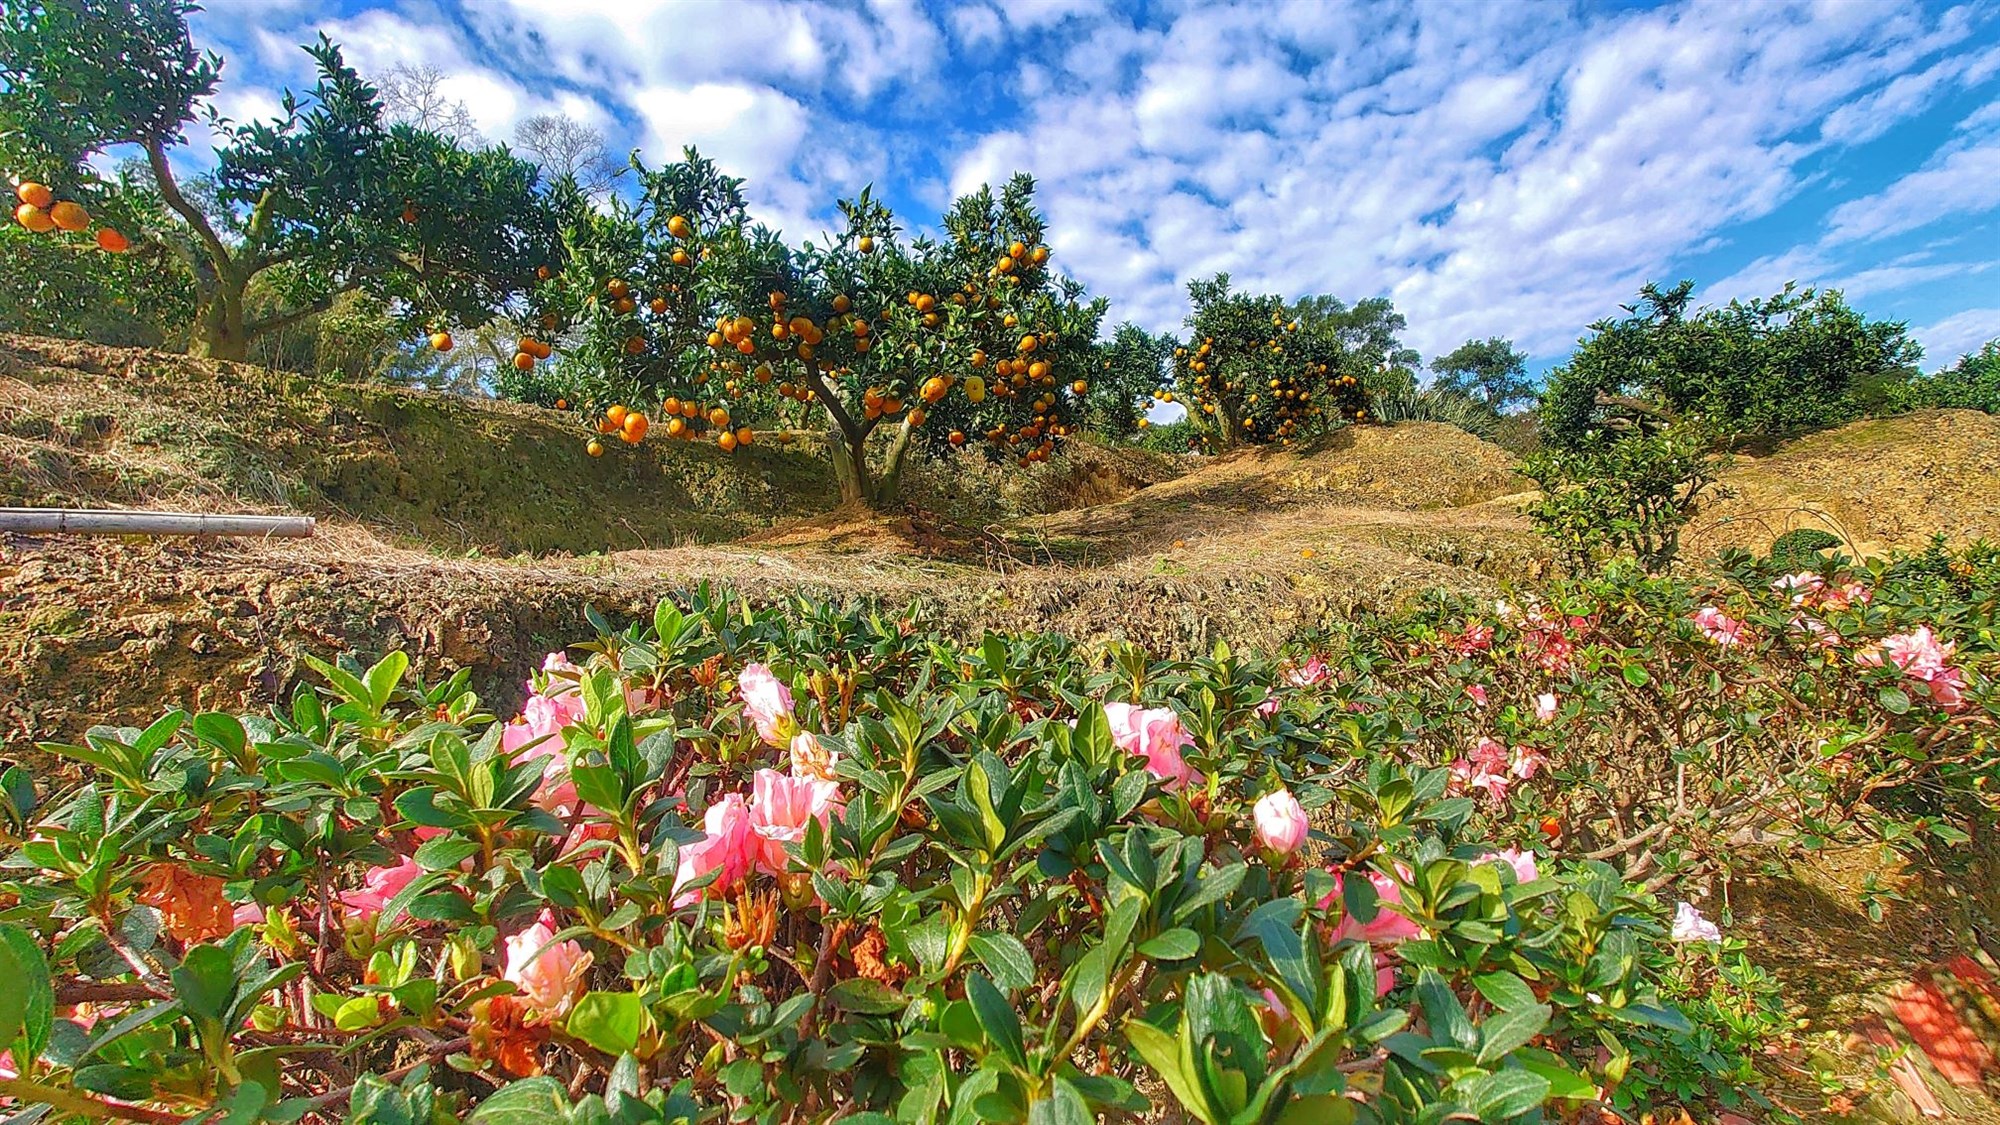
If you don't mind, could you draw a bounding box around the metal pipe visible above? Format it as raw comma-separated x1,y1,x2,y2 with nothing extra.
0,508,316,537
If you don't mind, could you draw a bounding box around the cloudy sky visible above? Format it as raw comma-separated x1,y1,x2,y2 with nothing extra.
185,0,2000,373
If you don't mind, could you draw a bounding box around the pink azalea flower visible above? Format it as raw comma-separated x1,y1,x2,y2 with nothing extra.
503,691,589,814
1860,627,1969,711
1670,901,1722,944
738,664,796,748
1509,745,1547,780
1481,848,1539,883
671,793,755,906
0,1048,12,1081
1450,624,1494,655
1252,789,1310,855
1471,737,1509,773
1322,868,1421,944
1104,702,1199,790
1691,606,1747,647
232,902,265,927
1819,580,1871,611
502,911,593,1019
1464,684,1488,708
747,768,842,876
1788,615,1842,650
789,731,840,782
1286,656,1331,687
1927,667,1969,711
1771,572,1824,606
1450,745,1513,803
339,855,423,921
1533,692,1558,723
1255,695,1282,718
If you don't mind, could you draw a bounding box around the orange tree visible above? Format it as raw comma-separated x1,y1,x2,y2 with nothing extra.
525,155,1106,508
1165,274,1371,449
0,0,560,361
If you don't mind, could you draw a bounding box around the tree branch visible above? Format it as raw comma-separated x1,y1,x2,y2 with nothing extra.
143,139,232,274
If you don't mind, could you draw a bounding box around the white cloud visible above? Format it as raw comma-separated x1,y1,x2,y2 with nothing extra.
1825,139,2000,244
1914,307,2000,367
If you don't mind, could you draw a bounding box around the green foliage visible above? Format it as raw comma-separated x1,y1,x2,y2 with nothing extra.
1168,274,1371,447
1539,281,1922,449
0,586,1808,1121
1084,322,1170,439
1889,339,2000,414
1367,385,1502,442
0,1,559,360
1522,421,1725,573
1766,528,1841,572
1429,337,1534,414
0,170,194,347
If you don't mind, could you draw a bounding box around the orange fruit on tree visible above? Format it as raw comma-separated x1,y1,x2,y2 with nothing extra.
718,430,738,451
908,408,926,427
735,426,754,446
708,406,730,427
1071,380,1088,395
607,404,629,426
796,342,815,361
948,430,966,446
95,227,129,252
512,352,535,371
666,417,686,437
621,413,649,442
624,335,645,355
736,338,757,355
15,181,53,209
429,331,453,352
586,439,604,457
14,203,53,232
664,396,681,414
400,204,417,224
1018,334,1037,353
996,255,1014,274
707,331,724,348
536,265,551,280
606,278,629,298
921,376,948,403
671,249,690,267
1007,240,1026,260
667,214,692,239
857,235,874,254
832,293,851,313
650,296,668,313
1030,245,1049,264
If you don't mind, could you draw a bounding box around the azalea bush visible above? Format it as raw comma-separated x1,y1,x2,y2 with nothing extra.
0,588,1770,1123
1319,542,1998,910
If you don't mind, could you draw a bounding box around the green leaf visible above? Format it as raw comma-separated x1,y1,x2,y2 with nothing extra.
1027,1077,1092,1125
171,941,239,1023
1414,969,1474,1052
970,932,1036,992
1477,1004,1552,1064
469,1077,572,1124
1878,685,1912,714
364,652,411,713
826,978,908,1016
0,922,52,1063
413,835,480,872
965,973,1026,1072
1470,971,1539,1013
1466,1068,1551,1119
1620,663,1651,687
192,711,247,756
1127,1019,1214,1125
1136,928,1200,961
565,992,644,1055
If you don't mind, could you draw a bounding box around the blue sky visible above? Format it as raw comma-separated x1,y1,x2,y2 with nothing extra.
184,0,2000,374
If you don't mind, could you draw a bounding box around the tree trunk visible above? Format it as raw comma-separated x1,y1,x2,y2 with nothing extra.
189,274,250,362
829,427,871,508
873,416,917,508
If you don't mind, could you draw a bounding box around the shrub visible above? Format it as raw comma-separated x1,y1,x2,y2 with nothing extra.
1367,386,1501,442
1521,421,1726,573
1766,528,1841,572
1538,282,1922,449
1889,340,2000,415
0,590,1780,1122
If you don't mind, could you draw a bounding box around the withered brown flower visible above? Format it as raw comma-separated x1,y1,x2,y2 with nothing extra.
136,865,233,944
471,994,549,1078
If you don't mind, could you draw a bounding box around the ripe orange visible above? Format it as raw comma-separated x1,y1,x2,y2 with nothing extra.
555,398,568,410
16,181,53,209
624,335,645,355
949,430,966,446
708,407,730,427
671,249,691,267
621,413,649,442
512,352,534,371
587,439,604,457
430,331,453,352
832,293,851,313
735,426,753,446
651,296,668,314
857,235,875,254
920,376,948,403
908,408,927,427
915,293,935,313
667,214,692,239
14,203,53,233
607,404,629,426
400,205,417,224
1030,245,1049,264
707,332,724,348
614,297,636,315
95,227,129,252
1071,380,1088,395
536,265,551,280
1018,334,1037,353
718,430,739,451
736,339,757,355
796,342,815,361
606,278,629,298
666,417,686,437
1007,240,1026,260
996,255,1015,274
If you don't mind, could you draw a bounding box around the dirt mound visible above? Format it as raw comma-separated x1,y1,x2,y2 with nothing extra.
1694,410,2000,560
0,335,836,554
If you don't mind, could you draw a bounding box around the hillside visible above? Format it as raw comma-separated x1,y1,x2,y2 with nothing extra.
0,334,840,553
6,338,2000,748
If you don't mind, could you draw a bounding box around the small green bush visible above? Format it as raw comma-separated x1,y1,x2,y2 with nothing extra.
1889,340,2000,415
1522,421,1726,573
1767,528,1841,571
